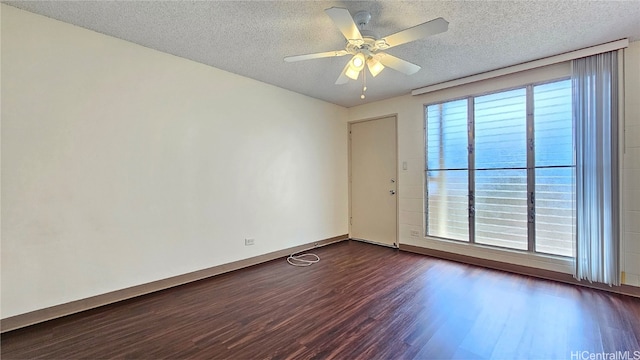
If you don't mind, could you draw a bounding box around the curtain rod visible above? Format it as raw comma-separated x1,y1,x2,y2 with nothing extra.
411,39,629,96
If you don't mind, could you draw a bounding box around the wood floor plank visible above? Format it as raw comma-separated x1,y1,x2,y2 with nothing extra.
2,240,640,359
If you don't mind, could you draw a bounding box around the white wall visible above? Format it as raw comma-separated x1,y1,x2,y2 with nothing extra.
622,41,640,286
349,49,640,286
1,5,348,318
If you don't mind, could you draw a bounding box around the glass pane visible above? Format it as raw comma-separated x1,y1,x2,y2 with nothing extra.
534,80,573,167
535,167,575,257
474,88,527,169
475,169,528,250
426,100,468,170
427,169,469,241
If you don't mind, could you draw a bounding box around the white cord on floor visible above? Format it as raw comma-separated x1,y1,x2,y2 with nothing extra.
287,249,320,267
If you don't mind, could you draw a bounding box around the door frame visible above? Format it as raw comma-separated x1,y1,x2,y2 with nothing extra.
348,114,399,248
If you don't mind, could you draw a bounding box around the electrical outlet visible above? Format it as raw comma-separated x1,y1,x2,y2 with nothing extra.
244,238,255,246
410,230,420,237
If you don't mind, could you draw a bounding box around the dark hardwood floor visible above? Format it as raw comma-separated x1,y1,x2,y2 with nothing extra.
2,240,640,359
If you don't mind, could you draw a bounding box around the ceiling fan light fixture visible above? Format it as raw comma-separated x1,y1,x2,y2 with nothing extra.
345,66,361,80
367,58,385,77
351,53,365,68
346,53,365,80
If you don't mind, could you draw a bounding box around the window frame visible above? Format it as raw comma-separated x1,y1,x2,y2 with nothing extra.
423,76,574,258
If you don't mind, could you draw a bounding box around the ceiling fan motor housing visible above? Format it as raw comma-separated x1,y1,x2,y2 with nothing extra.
348,11,389,54
347,33,387,56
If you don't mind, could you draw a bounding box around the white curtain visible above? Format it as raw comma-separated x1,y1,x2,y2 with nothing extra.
572,51,620,286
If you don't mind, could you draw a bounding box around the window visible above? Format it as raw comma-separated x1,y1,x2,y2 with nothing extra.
474,89,528,250
425,79,575,257
533,80,575,257
426,100,468,241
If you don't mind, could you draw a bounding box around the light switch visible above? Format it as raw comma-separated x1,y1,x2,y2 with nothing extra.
402,161,408,170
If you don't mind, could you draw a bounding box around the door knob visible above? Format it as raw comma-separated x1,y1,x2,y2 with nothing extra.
390,190,396,195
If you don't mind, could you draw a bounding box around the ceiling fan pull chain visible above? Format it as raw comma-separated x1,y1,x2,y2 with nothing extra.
361,67,367,99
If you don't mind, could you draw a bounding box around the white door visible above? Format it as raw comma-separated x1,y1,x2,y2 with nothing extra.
350,116,398,247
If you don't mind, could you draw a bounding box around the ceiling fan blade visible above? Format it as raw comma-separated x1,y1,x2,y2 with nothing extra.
325,7,363,42
335,61,352,85
284,50,349,62
382,17,448,49
375,53,421,75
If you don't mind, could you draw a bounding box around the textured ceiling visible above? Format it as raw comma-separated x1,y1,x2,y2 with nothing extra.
4,1,640,108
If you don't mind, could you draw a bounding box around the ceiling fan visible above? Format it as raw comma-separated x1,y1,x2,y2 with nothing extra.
284,7,448,87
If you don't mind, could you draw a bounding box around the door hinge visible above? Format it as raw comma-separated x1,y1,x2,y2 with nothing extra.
350,217,352,225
